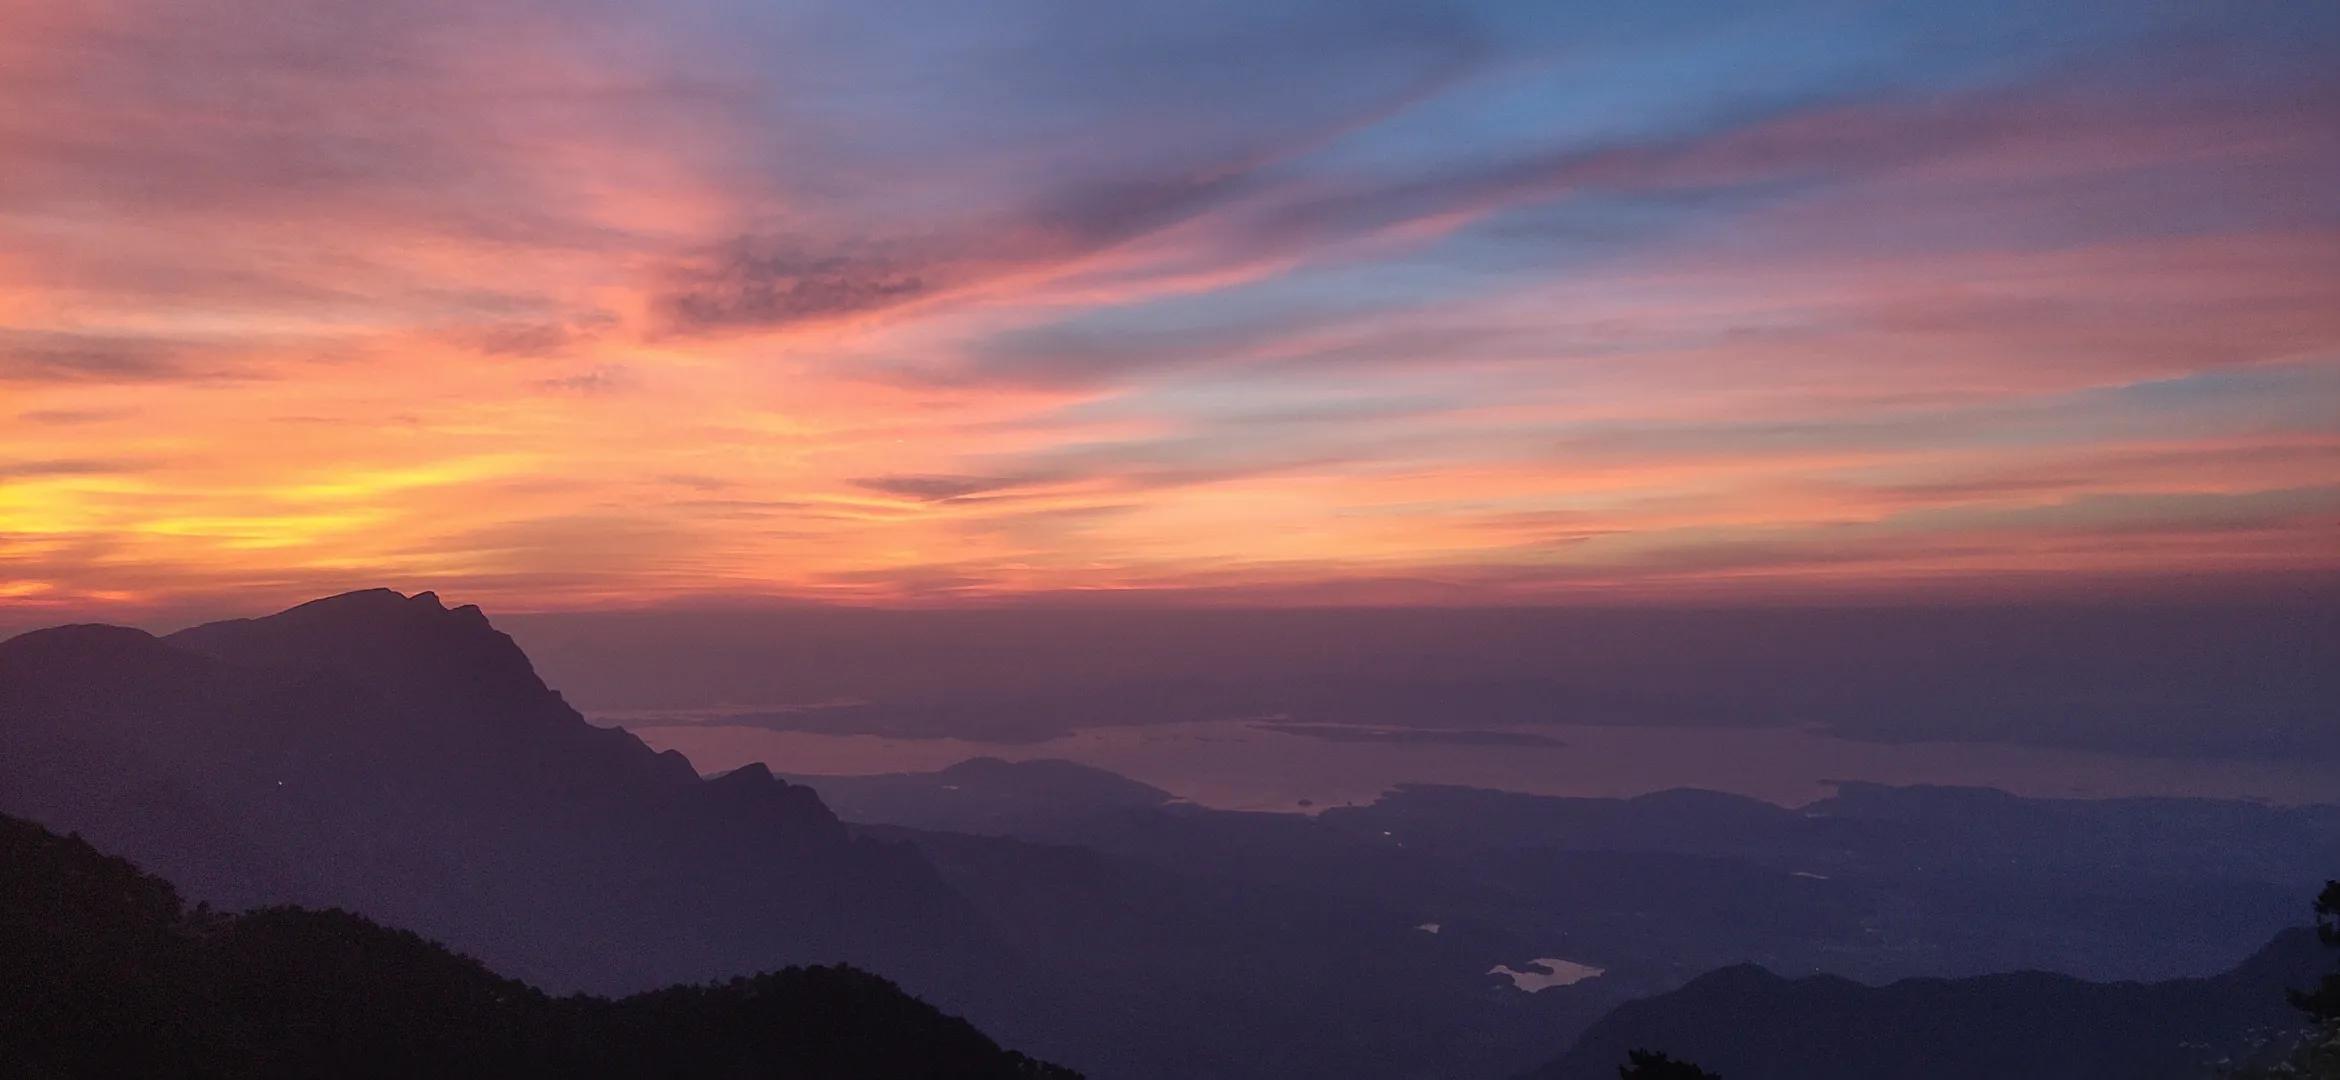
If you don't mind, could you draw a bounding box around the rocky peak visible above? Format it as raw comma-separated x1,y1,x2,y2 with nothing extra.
165,589,561,721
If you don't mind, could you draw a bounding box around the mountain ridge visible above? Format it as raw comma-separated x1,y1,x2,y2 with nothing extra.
1525,927,2329,1080
0,590,1010,1003
9,589,2335,1080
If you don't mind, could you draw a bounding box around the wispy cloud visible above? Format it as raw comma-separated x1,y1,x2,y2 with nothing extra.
1,0,2334,611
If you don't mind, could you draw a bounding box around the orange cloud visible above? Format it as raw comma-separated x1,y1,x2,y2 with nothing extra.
2,2,2336,621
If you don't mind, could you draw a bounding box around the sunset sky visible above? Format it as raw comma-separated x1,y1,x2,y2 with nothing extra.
4,1,2337,617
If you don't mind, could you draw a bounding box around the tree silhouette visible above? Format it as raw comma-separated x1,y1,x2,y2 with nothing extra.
0,813,1079,1079
2226,880,2340,1079
2291,881,2340,1022
1620,1048,1720,1079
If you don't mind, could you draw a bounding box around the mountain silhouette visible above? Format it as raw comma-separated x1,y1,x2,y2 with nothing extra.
0,595,1622,1079
785,756,2340,1079
788,756,1180,836
0,590,1008,1004
10,590,2335,1080
1524,927,2329,1080
0,810,1076,1079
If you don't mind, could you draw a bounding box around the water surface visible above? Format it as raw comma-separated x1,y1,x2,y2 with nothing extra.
613,717,2340,810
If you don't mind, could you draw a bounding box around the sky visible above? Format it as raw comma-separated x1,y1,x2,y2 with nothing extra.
3,0,2338,618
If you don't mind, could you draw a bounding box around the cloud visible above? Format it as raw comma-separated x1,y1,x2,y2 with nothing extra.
653,473,733,493
849,474,1034,502
458,318,607,358
532,365,636,395
1,2,2334,610
657,241,942,332
13,408,131,425
0,332,238,384
637,1,1488,336
0,458,158,479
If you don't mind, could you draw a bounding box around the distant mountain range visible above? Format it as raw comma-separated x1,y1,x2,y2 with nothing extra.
1,590,1572,1077
4,588,2335,1080
1526,927,2329,1080
793,757,2340,985
0,810,1075,1078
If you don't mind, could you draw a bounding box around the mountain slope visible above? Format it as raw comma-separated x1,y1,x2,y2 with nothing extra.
0,590,1009,1005
0,812,1076,1079
1526,928,2330,1080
